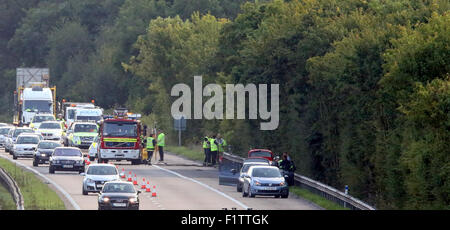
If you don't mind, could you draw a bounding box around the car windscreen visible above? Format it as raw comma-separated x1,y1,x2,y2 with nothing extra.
16,136,39,144
74,124,97,133
251,168,281,178
249,151,272,158
13,129,33,137
103,122,137,137
24,100,52,113
102,183,135,193
53,148,82,157
33,116,55,122
39,123,60,129
38,142,62,149
87,166,117,175
76,116,101,122
0,128,11,135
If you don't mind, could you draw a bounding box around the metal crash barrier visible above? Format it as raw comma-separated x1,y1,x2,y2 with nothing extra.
220,152,376,210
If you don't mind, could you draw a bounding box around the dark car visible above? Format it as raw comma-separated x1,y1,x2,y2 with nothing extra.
98,181,140,210
49,147,85,174
33,141,62,166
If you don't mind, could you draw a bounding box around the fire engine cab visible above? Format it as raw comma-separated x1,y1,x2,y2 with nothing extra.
97,108,146,165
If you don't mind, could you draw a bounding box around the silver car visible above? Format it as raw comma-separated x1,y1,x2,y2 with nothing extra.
235,159,271,192
81,164,120,195
242,166,289,198
12,134,40,159
0,126,13,147
5,127,34,154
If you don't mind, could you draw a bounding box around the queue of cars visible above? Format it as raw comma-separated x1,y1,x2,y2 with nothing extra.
0,117,140,210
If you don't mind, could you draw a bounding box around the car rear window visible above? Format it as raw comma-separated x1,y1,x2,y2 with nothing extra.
249,151,272,158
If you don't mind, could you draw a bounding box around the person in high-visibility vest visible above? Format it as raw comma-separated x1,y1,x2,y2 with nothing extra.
209,135,219,166
157,130,165,162
202,135,211,166
146,134,156,165
216,134,227,163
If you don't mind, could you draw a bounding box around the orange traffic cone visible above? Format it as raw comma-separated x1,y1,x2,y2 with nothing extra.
127,172,132,182
141,178,146,189
152,186,157,197
133,174,138,185
121,168,126,178
146,182,151,193
85,158,90,165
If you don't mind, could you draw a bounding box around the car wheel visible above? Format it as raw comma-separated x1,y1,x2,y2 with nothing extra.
12,154,17,160
82,188,88,196
237,183,242,192
242,185,248,197
49,166,55,174
5,148,9,152
33,159,38,167
281,192,289,199
249,186,255,198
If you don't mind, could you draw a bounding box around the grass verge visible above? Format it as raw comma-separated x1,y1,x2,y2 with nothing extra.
0,183,16,210
0,158,65,210
166,145,204,162
290,186,349,210
167,145,349,210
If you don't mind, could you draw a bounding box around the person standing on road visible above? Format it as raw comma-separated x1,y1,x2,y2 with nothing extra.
216,134,227,163
209,135,219,166
278,152,296,185
157,130,165,162
203,134,211,166
146,133,156,165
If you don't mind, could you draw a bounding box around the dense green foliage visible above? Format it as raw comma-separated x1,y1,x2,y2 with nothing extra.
0,0,448,209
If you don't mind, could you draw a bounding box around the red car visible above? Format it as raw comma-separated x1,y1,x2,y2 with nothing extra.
247,149,274,162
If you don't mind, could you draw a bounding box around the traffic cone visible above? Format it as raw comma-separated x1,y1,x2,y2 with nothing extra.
141,178,146,189
146,182,151,193
151,186,157,197
121,168,126,178
127,171,132,182
85,158,91,165
133,174,138,185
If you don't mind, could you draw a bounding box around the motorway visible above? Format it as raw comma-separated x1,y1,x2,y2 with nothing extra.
0,149,320,210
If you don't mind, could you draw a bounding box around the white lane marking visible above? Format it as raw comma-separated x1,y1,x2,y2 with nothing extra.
0,155,81,210
152,165,249,210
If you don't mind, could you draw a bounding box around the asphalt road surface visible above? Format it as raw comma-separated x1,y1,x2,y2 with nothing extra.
0,148,320,210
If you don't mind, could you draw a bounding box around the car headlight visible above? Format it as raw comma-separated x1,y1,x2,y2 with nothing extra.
41,153,46,157
100,197,110,203
280,182,285,186
254,181,261,186
86,178,94,183
129,197,138,204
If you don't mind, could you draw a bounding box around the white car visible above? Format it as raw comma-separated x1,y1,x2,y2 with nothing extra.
81,163,120,195
29,113,56,130
88,136,100,161
37,121,65,141
5,127,34,154
0,126,13,148
12,134,40,159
